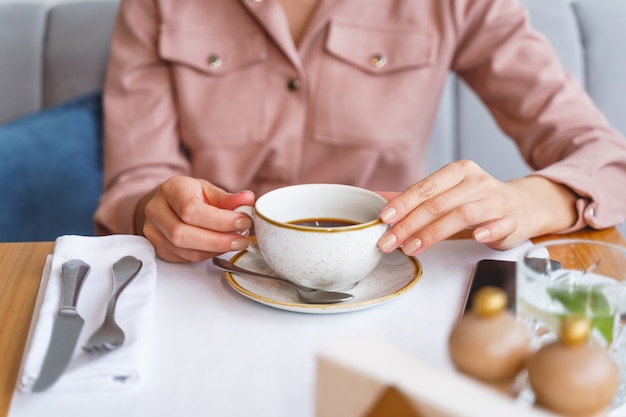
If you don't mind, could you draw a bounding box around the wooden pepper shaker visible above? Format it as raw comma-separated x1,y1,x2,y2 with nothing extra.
448,286,531,395
527,316,618,417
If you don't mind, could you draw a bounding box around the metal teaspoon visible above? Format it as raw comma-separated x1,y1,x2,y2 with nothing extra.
212,257,355,304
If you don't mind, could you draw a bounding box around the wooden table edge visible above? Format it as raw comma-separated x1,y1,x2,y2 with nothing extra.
0,241,54,415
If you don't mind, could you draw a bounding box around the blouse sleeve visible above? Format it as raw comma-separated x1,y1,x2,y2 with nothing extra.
450,0,626,231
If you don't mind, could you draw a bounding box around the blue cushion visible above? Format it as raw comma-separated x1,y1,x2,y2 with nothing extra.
0,92,103,242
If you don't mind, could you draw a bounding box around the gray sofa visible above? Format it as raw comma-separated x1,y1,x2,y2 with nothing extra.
0,0,625,240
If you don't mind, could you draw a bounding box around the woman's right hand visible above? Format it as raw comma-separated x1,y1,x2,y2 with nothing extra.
136,176,255,262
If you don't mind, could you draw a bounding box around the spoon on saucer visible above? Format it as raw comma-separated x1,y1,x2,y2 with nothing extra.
212,257,355,304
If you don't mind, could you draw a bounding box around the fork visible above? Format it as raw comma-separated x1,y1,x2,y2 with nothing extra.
84,256,143,353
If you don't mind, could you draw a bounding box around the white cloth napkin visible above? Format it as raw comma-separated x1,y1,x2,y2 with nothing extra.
18,234,157,393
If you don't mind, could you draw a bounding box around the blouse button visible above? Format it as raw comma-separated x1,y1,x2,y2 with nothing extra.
287,79,302,91
207,54,222,69
369,54,387,69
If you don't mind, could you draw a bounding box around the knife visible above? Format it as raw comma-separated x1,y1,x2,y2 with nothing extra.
32,259,91,392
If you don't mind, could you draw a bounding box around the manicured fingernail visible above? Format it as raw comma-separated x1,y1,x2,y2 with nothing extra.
378,233,398,253
241,189,255,199
474,228,491,242
403,238,422,255
380,207,397,223
230,237,249,251
235,217,252,231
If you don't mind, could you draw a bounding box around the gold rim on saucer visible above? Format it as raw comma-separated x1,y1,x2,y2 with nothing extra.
223,249,422,314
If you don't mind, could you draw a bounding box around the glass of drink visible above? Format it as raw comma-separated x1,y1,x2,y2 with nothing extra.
517,239,626,409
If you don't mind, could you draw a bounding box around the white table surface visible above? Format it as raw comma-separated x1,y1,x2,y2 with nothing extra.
10,239,622,417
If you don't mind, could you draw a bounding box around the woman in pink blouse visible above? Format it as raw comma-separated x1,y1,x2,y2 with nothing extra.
95,0,626,262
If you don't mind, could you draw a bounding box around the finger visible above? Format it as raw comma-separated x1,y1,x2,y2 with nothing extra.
162,181,252,233
151,230,220,263
144,220,195,263
212,189,255,231
397,198,502,255
201,190,254,232
474,216,520,250
151,216,250,255
152,236,192,263
380,179,500,254
145,194,249,255
380,182,512,256
210,188,255,210
147,220,250,262
379,161,476,225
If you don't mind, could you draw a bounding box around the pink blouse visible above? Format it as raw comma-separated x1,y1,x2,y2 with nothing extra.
95,0,626,235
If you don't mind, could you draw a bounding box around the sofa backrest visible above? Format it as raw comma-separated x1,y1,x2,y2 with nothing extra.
1,0,625,180
0,1,117,123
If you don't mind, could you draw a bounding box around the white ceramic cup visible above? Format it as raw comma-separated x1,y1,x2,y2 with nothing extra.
234,184,389,291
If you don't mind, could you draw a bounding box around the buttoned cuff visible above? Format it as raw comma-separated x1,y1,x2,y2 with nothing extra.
555,198,591,235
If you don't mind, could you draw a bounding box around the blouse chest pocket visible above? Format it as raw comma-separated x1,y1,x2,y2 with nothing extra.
159,23,268,146
314,18,438,148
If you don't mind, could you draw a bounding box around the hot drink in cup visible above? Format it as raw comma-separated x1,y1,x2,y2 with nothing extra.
235,184,389,291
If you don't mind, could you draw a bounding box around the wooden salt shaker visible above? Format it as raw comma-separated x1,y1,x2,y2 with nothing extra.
527,317,618,417
448,286,531,395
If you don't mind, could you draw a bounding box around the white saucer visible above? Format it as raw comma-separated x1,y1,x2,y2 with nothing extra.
223,250,422,314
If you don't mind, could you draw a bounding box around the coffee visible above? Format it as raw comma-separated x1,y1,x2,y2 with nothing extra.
289,218,358,228
234,183,389,290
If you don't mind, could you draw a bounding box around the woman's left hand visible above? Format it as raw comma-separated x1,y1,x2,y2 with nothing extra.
376,159,578,256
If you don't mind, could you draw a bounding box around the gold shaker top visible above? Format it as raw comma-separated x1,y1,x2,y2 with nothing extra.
472,286,507,317
559,316,592,346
